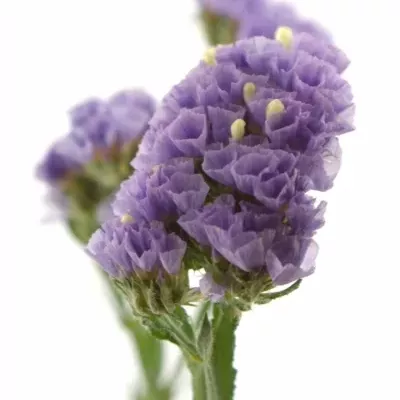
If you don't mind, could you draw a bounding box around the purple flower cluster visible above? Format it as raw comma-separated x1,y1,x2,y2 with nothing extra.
90,33,353,303
87,218,186,278
113,159,209,222
179,194,323,284
135,35,353,187
37,89,156,183
198,0,331,42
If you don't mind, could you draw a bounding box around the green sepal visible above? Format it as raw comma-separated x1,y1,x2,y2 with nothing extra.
184,241,213,271
144,281,164,315
160,283,175,313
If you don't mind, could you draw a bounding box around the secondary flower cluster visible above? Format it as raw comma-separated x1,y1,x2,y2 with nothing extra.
198,0,330,44
37,89,155,184
88,217,187,278
37,89,156,240
88,30,354,307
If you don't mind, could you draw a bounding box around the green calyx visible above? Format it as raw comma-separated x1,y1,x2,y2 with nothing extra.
184,242,302,311
113,268,198,318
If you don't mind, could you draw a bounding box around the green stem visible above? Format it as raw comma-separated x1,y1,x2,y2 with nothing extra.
204,363,219,400
192,367,207,400
190,362,219,400
190,304,239,400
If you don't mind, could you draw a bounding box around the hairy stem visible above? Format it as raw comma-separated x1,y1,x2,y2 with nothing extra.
190,304,239,400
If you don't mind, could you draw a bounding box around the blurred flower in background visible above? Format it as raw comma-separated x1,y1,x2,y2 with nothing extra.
37,89,156,242
198,0,331,45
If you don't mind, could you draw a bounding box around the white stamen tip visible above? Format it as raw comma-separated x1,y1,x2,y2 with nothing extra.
151,164,161,173
120,214,133,224
203,47,217,65
243,82,257,102
230,119,246,141
274,26,293,49
266,99,285,119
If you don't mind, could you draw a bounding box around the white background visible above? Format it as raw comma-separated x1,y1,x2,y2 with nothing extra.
1,0,399,399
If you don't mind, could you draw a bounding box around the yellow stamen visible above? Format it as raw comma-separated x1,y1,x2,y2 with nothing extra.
230,119,246,141
274,26,293,49
243,82,256,102
120,214,133,224
266,99,285,119
203,47,217,65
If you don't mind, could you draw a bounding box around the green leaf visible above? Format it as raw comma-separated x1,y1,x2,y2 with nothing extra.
123,315,164,389
142,307,201,362
162,307,201,361
164,304,211,397
211,304,239,400
140,317,178,345
172,306,196,339
195,301,211,329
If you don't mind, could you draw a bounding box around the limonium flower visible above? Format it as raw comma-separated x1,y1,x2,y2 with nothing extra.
198,0,331,45
88,217,187,278
90,30,354,308
87,216,193,314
